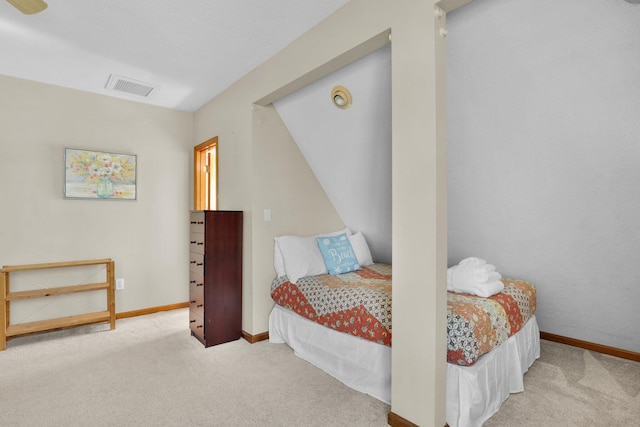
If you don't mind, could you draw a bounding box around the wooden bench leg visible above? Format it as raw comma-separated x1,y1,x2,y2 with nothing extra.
107,261,116,330
1,271,7,351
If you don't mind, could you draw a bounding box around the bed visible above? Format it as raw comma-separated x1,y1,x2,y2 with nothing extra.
269,244,539,427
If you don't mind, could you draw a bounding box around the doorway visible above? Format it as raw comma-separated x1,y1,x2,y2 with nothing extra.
194,137,218,210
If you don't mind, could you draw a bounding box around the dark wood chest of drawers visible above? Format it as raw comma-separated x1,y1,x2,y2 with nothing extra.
189,210,243,347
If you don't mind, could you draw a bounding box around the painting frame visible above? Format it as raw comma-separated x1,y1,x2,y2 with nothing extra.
64,148,137,200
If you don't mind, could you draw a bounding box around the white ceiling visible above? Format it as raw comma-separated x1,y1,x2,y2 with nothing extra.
0,0,350,112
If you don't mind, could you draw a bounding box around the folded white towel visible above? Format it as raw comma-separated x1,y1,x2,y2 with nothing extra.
447,267,455,291
447,257,504,297
458,257,486,267
472,280,504,298
474,263,496,274
450,262,481,293
473,270,502,283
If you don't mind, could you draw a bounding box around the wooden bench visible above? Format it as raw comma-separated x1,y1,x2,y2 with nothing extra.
1,259,115,350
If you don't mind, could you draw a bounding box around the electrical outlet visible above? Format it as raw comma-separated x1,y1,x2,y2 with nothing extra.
116,278,125,290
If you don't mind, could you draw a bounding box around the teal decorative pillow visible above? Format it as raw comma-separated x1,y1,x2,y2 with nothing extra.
316,233,361,275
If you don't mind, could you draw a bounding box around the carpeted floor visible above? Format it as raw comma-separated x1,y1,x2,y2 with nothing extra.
0,309,389,427
1,309,638,426
484,339,640,426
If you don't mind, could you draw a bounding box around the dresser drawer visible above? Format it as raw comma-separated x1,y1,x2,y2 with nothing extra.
189,232,205,255
189,252,204,275
189,311,204,339
190,212,205,233
189,269,204,290
189,290,204,318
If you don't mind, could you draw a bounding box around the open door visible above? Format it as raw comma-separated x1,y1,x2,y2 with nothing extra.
194,137,218,210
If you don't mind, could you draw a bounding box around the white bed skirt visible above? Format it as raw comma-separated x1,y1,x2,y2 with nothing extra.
269,304,540,426
269,304,392,404
446,314,540,427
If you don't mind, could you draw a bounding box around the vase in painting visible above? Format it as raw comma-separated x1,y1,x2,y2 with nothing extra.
96,177,113,198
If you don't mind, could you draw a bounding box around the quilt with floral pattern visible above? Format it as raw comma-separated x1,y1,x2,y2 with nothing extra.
271,264,393,346
271,264,536,366
447,278,536,366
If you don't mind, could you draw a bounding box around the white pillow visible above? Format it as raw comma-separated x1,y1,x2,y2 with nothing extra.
275,235,326,284
318,228,352,238
349,232,374,266
273,240,287,278
273,228,351,282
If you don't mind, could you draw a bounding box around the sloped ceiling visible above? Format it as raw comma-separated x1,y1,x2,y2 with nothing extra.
274,46,392,263
0,0,349,112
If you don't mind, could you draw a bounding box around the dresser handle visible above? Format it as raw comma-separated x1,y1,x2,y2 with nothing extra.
197,242,203,246
190,241,196,244
197,221,204,224
196,262,203,266
197,304,203,308
196,283,203,287
190,300,196,304
190,320,196,323
197,325,202,328
190,280,196,284
190,221,196,224
190,261,196,264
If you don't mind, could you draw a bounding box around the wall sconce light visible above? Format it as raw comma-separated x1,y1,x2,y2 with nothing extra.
331,85,352,109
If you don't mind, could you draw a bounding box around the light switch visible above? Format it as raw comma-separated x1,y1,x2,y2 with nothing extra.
264,209,272,222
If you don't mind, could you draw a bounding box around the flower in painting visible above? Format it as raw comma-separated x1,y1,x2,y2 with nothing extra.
98,167,113,180
111,162,122,175
67,150,135,185
88,163,101,176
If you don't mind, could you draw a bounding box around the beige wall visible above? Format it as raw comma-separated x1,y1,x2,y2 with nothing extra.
251,104,345,332
0,0,474,423
193,0,469,424
0,75,193,314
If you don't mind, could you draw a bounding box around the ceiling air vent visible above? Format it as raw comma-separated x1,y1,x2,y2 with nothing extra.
105,74,155,98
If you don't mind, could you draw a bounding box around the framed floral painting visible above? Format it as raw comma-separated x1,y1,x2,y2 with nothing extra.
64,148,137,200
